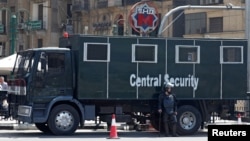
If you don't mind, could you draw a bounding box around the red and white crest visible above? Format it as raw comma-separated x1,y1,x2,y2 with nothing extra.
129,1,159,34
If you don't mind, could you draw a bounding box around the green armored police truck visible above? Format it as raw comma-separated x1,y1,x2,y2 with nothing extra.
5,35,248,135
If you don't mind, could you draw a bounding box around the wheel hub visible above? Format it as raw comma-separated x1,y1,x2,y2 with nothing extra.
55,111,73,129
182,117,191,124
180,112,196,130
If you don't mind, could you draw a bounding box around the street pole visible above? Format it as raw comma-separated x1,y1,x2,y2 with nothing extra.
10,14,17,54
245,0,250,118
246,0,250,93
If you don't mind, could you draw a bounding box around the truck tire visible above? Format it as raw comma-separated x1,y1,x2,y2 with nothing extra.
35,123,51,134
48,104,80,135
177,105,201,135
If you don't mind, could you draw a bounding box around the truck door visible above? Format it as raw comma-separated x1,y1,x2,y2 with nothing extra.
32,51,72,102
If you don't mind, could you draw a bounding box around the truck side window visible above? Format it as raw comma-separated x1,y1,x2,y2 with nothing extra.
36,53,65,79
132,44,157,63
220,46,243,64
176,45,200,64
84,43,110,62
47,53,65,73
39,52,47,74
35,52,48,87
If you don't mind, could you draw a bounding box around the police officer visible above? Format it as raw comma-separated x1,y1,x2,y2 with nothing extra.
0,76,8,90
158,82,178,137
0,76,9,114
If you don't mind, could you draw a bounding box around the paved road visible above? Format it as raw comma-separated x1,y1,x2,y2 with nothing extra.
0,117,209,141
0,128,208,141
1,117,249,141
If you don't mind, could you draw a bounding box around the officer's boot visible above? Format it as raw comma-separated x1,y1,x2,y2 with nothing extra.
164,123,169,137
172,123,178,137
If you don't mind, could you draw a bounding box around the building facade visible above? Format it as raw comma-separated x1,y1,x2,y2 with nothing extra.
0,0,246,57
0,0,69,57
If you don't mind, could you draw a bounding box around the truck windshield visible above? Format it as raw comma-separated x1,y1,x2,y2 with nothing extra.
13,51,35,77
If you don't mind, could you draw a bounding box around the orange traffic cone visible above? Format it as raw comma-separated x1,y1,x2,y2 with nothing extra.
237,113,242,124
108,114,119,139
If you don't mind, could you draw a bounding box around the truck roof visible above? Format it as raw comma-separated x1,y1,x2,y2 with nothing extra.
22,47,70,52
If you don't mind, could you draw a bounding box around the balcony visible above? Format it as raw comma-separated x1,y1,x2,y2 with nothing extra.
72,0,89,12
31,0,47,3
72,5,88,12
108,0,122,7
97,0,122,8
97,0,108,8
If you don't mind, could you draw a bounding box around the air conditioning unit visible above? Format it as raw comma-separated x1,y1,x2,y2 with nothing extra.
209,0,219,4
108,0,122,7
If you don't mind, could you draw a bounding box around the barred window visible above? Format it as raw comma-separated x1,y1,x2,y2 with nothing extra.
209,17,223,33
132,44,157,63
84,43,110,62
220,46,243,64
176,45,200,64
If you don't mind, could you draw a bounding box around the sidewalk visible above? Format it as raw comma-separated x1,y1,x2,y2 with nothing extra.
204,119,250,128
0,118,121,130
1,117,249,130
0,118,36,130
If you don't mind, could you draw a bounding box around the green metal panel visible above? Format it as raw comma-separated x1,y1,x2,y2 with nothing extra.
59,36,248,100
136,38,166,99
77,36,109,99
166,39,197,98
108,37,138,99
221,40,247,99
195,39,221,99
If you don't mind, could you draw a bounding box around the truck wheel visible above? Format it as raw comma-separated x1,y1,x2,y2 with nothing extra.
35,123,51,134
48,104,80,135
177,105,201,135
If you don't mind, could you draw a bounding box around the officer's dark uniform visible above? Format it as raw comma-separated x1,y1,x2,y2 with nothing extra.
158,82,178,137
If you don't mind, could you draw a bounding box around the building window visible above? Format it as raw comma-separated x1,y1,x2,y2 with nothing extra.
38,4,43,29
72,0,89,11
67,4,72,18
0,43,6,57
1,10,7,34
10,6,15,13
220,46,243,64
38,39,43,48
19,45,24,52
176,45,200,64
209,17,223,33
200,0,223,5
185,13,206,34
0,44,3,56
97,0,108,8
19,11,25,23
123,0,141,6
84,43,110,62
132,44,158,63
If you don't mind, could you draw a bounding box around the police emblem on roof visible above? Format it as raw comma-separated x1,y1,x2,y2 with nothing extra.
129,1,159,34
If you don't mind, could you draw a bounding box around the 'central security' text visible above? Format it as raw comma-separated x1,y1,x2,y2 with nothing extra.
130,74,199,90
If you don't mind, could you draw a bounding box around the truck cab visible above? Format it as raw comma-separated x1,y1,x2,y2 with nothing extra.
7,47,82,135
